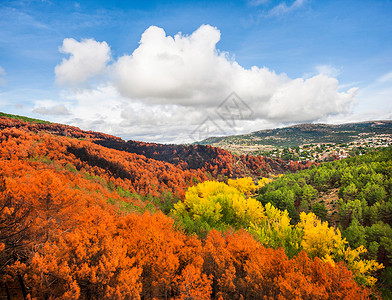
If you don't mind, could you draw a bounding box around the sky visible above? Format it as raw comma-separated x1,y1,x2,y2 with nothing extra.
0,0,391,143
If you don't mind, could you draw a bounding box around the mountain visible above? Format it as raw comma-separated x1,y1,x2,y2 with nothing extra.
0,113,313,180
95,138,315,179
196,121,392,154
0,114,208,203
0,112,378,299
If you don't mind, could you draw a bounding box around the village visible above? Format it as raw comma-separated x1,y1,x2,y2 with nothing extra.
261,134,392,162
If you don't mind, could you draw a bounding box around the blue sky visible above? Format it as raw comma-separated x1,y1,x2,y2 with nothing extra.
0,0,391,143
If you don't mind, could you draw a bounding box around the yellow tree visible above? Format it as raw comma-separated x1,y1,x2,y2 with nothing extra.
298,212,345,260
257,177,273,188
172,180,265,235
297,212,383,286
228,177,257,195
249,203,301,257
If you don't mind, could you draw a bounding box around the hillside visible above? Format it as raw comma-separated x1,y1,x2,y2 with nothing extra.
0,113,380,299
0,114,314,180
196,121,392,155
95,139,315,179
256,148,392,297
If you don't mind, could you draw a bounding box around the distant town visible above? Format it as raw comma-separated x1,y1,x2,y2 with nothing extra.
259,133,392,162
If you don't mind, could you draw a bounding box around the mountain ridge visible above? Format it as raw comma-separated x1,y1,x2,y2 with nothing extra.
0,113,313,180
195,120,392,154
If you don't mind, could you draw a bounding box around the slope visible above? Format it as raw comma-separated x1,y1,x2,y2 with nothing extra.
256,148,392,296
0,114,314,180
196,121,392,153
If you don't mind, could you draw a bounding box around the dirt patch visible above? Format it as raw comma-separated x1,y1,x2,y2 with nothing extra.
315,188,340,226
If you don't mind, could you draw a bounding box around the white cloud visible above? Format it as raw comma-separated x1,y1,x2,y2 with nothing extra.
112,25,230,106
315,65,341,78
0,66,6,86
55,38,111,87
377,71,392,84
249,0,270,6
268,0,306,17
52,24,360,143
33,104,71,115
51,83,210,143
265,76,357,121
112,25,356,123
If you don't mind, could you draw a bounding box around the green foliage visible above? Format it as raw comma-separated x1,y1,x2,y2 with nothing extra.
380,266,392,299
172,179,383,286
343,218,366,249
151,191,176,214
338,199,363,228
302,184,318,202
64,163,77,173
115,188,177,215
84,172,107,186
0,112,51,124
29,155,55,165
311,202,328,221
257,148,392,290
116,186,134,198
249,203,302,258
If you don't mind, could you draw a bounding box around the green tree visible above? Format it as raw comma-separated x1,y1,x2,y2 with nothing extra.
344,218,366,249
311,202,328,221
301,184,318,203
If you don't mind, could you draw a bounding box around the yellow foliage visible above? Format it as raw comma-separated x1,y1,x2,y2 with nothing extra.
228,177,257,195
252,205,284,241
174,180,265,230
298,212,383,287
175,179,383,288
257,177,273,188
249,203,302,256
298,212,346,260
336,245,383,286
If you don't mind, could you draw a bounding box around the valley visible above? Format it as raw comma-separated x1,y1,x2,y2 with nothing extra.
0,113,391,299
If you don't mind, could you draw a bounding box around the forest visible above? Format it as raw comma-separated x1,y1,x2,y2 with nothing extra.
257,149,392,296
0,114,390,299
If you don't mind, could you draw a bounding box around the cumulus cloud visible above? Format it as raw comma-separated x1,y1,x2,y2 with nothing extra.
55,38,111,87
111,24,356,123
53,83,209,143
54,24,359,143
112,25,230,106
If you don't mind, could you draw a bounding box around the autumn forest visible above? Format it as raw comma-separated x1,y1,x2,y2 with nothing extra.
1,114,391,299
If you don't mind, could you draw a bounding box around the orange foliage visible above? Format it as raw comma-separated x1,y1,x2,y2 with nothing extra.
0,116,314,181
203,230,371,300
0,126,206,199
0,116,373,299
27,209,142,299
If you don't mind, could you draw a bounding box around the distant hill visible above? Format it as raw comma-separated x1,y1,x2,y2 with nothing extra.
0,113,313,181
195,121,392,153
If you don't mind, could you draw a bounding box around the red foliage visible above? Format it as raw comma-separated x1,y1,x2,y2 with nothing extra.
203,230,371,300
0,116,368,299
0,117,314,181
0,126,206,199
